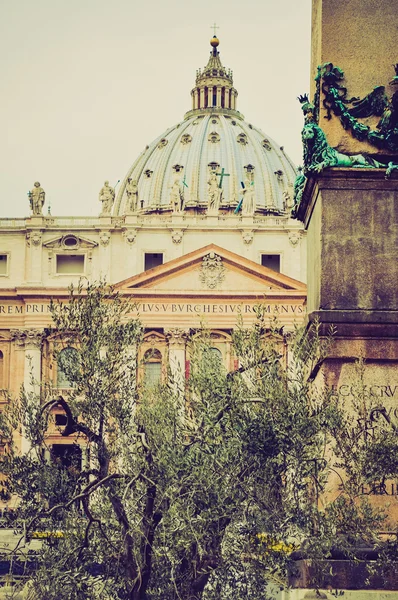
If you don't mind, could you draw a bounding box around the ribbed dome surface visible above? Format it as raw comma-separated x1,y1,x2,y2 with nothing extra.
114,112,296,216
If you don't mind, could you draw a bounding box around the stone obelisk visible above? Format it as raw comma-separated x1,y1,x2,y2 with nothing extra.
292,0,398,592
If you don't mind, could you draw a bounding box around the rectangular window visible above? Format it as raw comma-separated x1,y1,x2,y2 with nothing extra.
144,253,163,271
56,255,85,274
55,414,68,427
51,444,82,469
0,255,8,276
261,254,280,273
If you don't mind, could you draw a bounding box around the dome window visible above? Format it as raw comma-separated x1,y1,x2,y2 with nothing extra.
237,133,248,145
231,120,237,126
144,169,153,179
172,164,184,173
208,162,220,172
262,139,272,151
181,134,192,145
208,131,220,144
158,138,168,149
274,170,284,182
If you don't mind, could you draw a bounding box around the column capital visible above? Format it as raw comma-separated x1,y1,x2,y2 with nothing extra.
10,328,44,349
165,328,189,348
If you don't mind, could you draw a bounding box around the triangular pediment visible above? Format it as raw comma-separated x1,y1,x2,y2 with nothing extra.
115,245,306,293
43,234,97,250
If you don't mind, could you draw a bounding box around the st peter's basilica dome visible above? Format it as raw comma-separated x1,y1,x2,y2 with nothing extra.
113,37,296,217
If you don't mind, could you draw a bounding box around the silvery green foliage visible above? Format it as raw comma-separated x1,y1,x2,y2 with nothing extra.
202,520,272,600
0,285,392,599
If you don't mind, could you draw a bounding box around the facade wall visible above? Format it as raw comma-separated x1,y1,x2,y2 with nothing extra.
0,215,305,289
0,212,307,468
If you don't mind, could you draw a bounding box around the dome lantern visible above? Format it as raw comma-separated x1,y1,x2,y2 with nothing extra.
187,36,238,115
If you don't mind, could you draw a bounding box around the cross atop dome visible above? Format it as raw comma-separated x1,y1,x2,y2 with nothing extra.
210,22,219,36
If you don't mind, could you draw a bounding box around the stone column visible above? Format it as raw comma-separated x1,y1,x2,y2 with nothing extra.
194,90,199,109
200,88,205,109
216,86,222,108
227,88,232,109
166,328,188,398
11,329,44,454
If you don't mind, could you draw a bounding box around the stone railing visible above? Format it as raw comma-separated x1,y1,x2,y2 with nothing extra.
0,219,27,228
47,217,99,227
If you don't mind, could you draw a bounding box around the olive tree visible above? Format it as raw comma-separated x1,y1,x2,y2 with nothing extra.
0,283,391,599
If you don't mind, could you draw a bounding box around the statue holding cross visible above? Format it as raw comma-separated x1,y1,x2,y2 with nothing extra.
207,167,230,215
207,170,223,215
216,167,230,189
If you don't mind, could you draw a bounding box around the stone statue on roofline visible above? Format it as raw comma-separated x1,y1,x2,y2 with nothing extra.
207,170,222,215
169,175,184,213
28,181,45,215
99,181,115,215
126,178,139,213
241,175,255,215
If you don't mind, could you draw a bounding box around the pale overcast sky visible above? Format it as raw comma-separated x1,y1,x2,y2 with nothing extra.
0,0,312,218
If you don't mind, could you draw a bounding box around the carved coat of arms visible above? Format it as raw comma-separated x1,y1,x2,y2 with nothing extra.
199,252,226,289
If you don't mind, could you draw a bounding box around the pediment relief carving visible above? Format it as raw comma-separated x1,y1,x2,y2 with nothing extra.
143,331,166,346
209,331,232,341
43,234,98,250
199,252,226,289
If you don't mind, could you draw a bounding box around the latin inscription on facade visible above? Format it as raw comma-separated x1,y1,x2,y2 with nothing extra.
331,384,398,400
0,302,305,317
138,303,304,315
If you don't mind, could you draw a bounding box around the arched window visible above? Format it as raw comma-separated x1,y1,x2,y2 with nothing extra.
209,347,222,361
202,346,223,370
143,348,162,387
57,347,79,388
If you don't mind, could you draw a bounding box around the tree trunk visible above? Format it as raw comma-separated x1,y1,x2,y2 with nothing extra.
130,483,162,600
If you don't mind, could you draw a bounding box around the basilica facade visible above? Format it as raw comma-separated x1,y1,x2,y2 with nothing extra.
0,37,306,465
